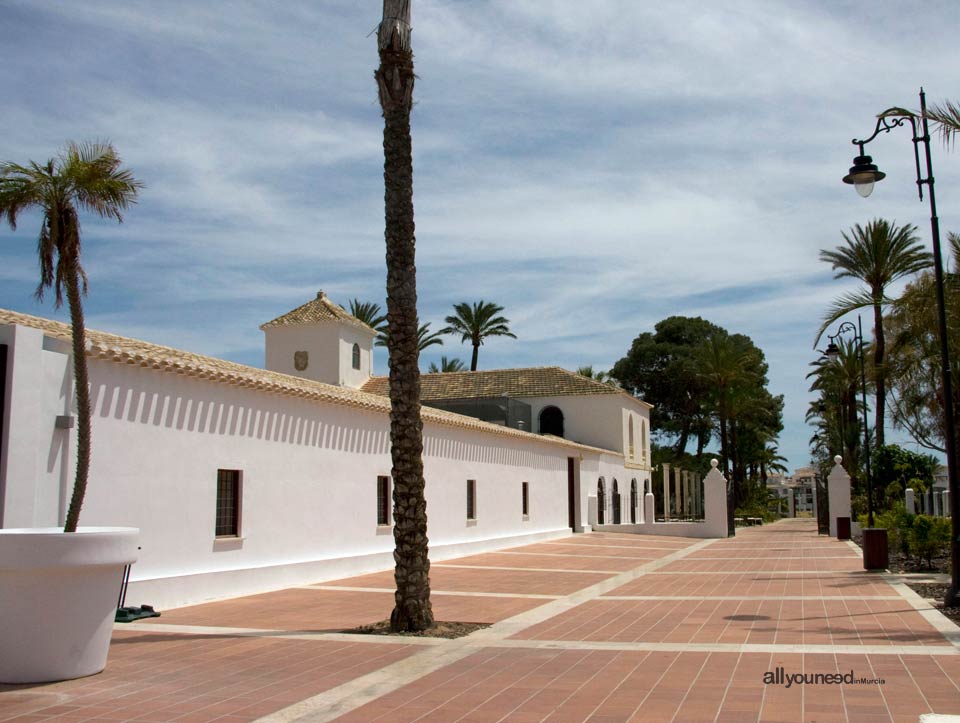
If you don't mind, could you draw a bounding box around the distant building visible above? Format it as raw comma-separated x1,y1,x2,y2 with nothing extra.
766,467,816,517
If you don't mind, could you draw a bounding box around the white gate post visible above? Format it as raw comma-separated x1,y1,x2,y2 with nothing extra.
827,456,851,537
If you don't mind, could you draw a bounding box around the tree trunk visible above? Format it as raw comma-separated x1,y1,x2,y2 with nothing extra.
63,261,91,533
470,342,479,371
872,301,885,448
376,0,433,632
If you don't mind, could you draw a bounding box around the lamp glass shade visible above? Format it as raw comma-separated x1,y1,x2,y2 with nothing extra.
855,180,875,198
824,342,840,362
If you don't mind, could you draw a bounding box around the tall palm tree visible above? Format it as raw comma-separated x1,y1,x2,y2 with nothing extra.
377,321,445,352
376,0,432,632
577,365,619,388
817,218,931,448
443,300,516,371
0,141,142,532
348,299,388,335
428,356,465,373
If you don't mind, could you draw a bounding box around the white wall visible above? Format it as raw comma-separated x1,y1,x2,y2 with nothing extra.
0,325,73,528
2,326,587,608
519,393,649,457
263,323,342,386
336,324,375,389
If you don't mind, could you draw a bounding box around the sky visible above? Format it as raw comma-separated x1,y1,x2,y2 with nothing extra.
1,1,958,474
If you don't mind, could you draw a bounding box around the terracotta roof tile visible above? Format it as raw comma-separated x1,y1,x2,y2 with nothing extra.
362,367,650,407
259,291,377,335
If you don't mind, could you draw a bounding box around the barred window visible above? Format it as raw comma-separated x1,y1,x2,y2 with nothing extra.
467,479,476,520
377,476,391,526
215,469,241,537
522,481,529,517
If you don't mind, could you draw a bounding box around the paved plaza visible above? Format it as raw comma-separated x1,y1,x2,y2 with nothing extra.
2,519,959,722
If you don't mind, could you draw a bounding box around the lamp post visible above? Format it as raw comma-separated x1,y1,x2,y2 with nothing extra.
824,316,874,528
842,88,958,602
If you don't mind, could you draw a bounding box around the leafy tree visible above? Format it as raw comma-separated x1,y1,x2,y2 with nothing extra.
817,219,932,447
0,141,142,532
375,0,432,632
442,300,516,371
427,356,465,373
884,232,960,455
611,316,722,455
872,444,937,506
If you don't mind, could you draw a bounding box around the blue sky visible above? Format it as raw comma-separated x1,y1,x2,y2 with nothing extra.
2,1,958,473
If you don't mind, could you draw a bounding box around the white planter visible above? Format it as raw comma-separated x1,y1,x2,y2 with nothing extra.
0,527,139,683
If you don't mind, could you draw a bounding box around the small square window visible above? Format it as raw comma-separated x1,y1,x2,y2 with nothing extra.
216,469,241,537
377,475,391,526
467,479,476,520
522,481,529,517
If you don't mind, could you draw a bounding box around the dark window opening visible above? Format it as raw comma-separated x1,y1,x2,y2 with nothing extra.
352,343,361,370
539,405,564,437
377,476,391,525
216,469,241,537
597,478,606,525
467,479,477,520
522,481,529,516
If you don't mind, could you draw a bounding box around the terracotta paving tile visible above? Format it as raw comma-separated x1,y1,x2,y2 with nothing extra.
436,551,645,572
319,565,612,596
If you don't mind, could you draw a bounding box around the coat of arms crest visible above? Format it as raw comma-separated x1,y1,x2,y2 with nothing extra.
294,350,308,371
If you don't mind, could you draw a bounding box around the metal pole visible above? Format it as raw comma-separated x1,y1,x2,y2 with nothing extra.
856,316,874,528
917,89,959,606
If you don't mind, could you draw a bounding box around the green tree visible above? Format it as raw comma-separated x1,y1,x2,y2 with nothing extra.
375,0,432,632
817,218,932,447
0,141,142,532
427,356,465,373
378,321,445,352
348,299,388,335
872,444,938,506
611,317,721,456
884,233,960,454
577,365,619,387
442,300,516,371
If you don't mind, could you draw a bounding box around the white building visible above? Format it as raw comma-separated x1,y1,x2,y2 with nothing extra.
0,292,722,610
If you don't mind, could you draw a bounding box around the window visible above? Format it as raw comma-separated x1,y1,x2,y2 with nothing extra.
377,476,391,526
467,479,477,520
539,406,564,437
215,469,241,537
352,343,361,370
628,416,635,460
522,481,529,517
597,478,606,525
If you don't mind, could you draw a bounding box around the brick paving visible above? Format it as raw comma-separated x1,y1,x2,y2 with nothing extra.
1,520,959,722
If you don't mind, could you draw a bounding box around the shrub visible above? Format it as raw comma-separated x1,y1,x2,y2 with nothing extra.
907,515,951,568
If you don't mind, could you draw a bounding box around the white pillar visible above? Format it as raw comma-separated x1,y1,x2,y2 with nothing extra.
827,456,852,537
788,489,796,517
905,488,915,515
703,459,729,537
942,489,950,519
661,463,671,520
674,466,683,517
643,489,654,525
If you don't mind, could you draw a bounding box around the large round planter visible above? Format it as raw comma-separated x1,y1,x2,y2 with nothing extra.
0,527,139,684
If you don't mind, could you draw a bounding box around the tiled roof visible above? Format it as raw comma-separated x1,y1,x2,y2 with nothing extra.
362,366,650,407
0,308,611,453
259,291,377,335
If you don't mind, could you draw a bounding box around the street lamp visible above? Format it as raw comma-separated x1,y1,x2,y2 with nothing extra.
824,317,876,531
842,88,959,604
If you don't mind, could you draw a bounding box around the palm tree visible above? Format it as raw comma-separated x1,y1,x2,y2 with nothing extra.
348,299,388,335
375,0,432,632
817,218,931,447
443,300,516,371
0,141,142,533
577,365,620,388
428,356,465,373
921,99,960,145
377,321,444,352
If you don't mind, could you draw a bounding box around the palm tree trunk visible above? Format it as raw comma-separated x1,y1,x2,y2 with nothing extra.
470,342,479,371
872,301,885,448
63,262,90,533
376,0,433,632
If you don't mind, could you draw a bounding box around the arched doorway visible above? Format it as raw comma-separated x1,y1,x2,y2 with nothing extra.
597,478,606,525
612,479,621,524
630,479,638,523
539,406,564,437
